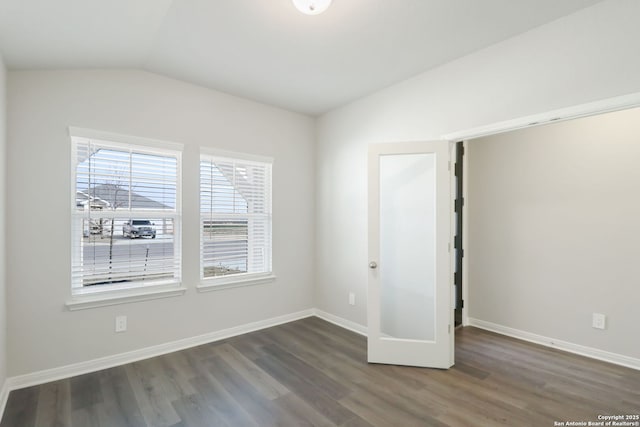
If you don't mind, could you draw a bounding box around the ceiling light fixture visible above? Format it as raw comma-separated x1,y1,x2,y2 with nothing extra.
292,0,332,15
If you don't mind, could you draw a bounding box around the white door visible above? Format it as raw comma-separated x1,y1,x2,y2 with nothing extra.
367,141,454,368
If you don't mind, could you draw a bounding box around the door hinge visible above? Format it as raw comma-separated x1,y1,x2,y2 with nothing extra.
448,242,451,253
461,300,464,309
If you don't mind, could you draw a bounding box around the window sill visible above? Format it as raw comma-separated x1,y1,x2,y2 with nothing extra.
197,273,276,292
66,285,187,311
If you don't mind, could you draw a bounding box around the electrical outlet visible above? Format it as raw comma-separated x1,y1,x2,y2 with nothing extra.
592,313,606,330
348,292,356,306
115,315,127,333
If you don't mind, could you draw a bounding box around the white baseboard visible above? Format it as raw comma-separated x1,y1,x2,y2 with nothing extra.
5,309,314,393
468,318,640,371
313,308,368,336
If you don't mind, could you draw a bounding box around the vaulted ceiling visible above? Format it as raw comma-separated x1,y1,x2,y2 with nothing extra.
0,0,601,115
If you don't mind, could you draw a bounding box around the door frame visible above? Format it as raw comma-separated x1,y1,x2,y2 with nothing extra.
453,141,464,327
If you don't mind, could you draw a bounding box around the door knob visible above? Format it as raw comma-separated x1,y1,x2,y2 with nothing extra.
369,261,378,269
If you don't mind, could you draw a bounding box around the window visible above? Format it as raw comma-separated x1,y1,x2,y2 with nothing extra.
71,129,182,297
200,150,273,288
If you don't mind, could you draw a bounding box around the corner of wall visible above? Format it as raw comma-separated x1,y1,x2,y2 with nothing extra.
0,50,8,418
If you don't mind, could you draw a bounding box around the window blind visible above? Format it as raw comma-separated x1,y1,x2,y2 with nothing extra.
200,154,272,279
72,136,181,292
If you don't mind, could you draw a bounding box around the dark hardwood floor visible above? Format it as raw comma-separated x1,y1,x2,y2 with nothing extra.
2,317,639,426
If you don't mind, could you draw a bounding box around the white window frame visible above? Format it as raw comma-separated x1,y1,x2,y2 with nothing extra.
67,127,185,310
198,148,275,292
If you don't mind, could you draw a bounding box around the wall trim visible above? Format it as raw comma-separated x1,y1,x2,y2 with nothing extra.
468,318,640,371
4,309,314,394
442,92,640,141
313,308,368,336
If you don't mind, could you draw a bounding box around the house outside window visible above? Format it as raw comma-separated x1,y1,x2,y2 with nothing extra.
70,128,182,296
199,149,273,289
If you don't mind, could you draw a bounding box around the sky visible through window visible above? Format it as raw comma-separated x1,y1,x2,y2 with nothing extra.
77,148,177,210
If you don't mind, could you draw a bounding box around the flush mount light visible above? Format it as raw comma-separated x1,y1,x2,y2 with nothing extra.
292,0,332,15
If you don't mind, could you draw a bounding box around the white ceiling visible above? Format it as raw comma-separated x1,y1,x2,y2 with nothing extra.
0,0,601,115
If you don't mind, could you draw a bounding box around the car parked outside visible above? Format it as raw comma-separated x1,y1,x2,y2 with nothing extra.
123,220,156,239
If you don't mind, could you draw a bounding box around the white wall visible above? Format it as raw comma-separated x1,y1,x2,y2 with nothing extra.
315,0,640,357
0,52,7,389
467,107,640,359
7,69,315,376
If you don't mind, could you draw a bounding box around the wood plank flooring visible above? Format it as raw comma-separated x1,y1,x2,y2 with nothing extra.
2,317,639,426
